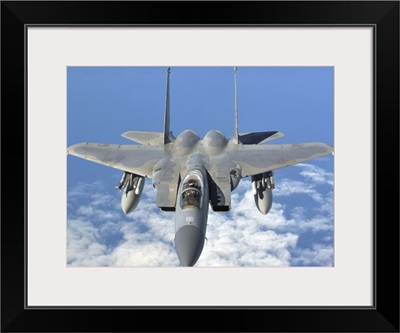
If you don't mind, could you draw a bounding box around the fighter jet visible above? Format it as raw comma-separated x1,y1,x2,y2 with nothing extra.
67,67,333,267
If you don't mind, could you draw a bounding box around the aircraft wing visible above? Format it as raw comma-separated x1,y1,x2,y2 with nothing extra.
67,142,166,178
230,142,333,177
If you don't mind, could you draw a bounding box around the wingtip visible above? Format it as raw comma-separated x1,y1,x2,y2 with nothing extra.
308,142,334,157
66,144,76,155
325,143,334,156
66,145,76,155
66,142,88,155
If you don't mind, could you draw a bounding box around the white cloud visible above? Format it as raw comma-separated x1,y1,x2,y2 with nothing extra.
67,218,112,266
200,226,298,267
77,205,93,216
291,244,334,266
295,163,334,186
274,179,324,204
67,163,334,267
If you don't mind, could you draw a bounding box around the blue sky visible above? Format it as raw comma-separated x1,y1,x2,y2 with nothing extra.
67,66,334,267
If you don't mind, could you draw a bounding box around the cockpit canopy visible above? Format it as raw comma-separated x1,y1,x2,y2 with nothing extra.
180,171,204,210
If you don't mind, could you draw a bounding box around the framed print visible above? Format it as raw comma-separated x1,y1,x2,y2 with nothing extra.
2,1,399,332
65,66,334,269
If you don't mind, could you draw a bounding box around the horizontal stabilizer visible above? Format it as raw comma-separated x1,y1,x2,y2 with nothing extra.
238,131,285,144
122,131,164,145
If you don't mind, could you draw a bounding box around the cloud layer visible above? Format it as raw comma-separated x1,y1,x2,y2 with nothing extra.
67,163,334,267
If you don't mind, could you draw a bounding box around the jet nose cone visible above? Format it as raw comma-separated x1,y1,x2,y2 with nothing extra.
175,225,205,266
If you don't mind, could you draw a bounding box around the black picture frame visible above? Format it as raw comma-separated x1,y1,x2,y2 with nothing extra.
2,1,399,332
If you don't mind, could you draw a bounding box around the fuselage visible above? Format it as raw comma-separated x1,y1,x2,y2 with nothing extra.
174,167,209,266
152,129,275,266
169,129,238,266
122,128,274,266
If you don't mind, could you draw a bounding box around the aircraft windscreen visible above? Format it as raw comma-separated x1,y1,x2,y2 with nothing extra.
180,174,203,210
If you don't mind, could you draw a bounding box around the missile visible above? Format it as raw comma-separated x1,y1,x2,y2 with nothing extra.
118,173,145,214
252,171,274,215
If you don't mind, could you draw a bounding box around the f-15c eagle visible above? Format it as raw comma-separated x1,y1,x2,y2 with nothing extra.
67,67,333,266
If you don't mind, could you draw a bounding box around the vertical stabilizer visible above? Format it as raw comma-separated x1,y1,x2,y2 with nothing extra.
233,67,239,144
163,67,173,144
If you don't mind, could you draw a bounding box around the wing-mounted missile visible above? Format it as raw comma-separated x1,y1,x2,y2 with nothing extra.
117,172,145,214
251,171,275,215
